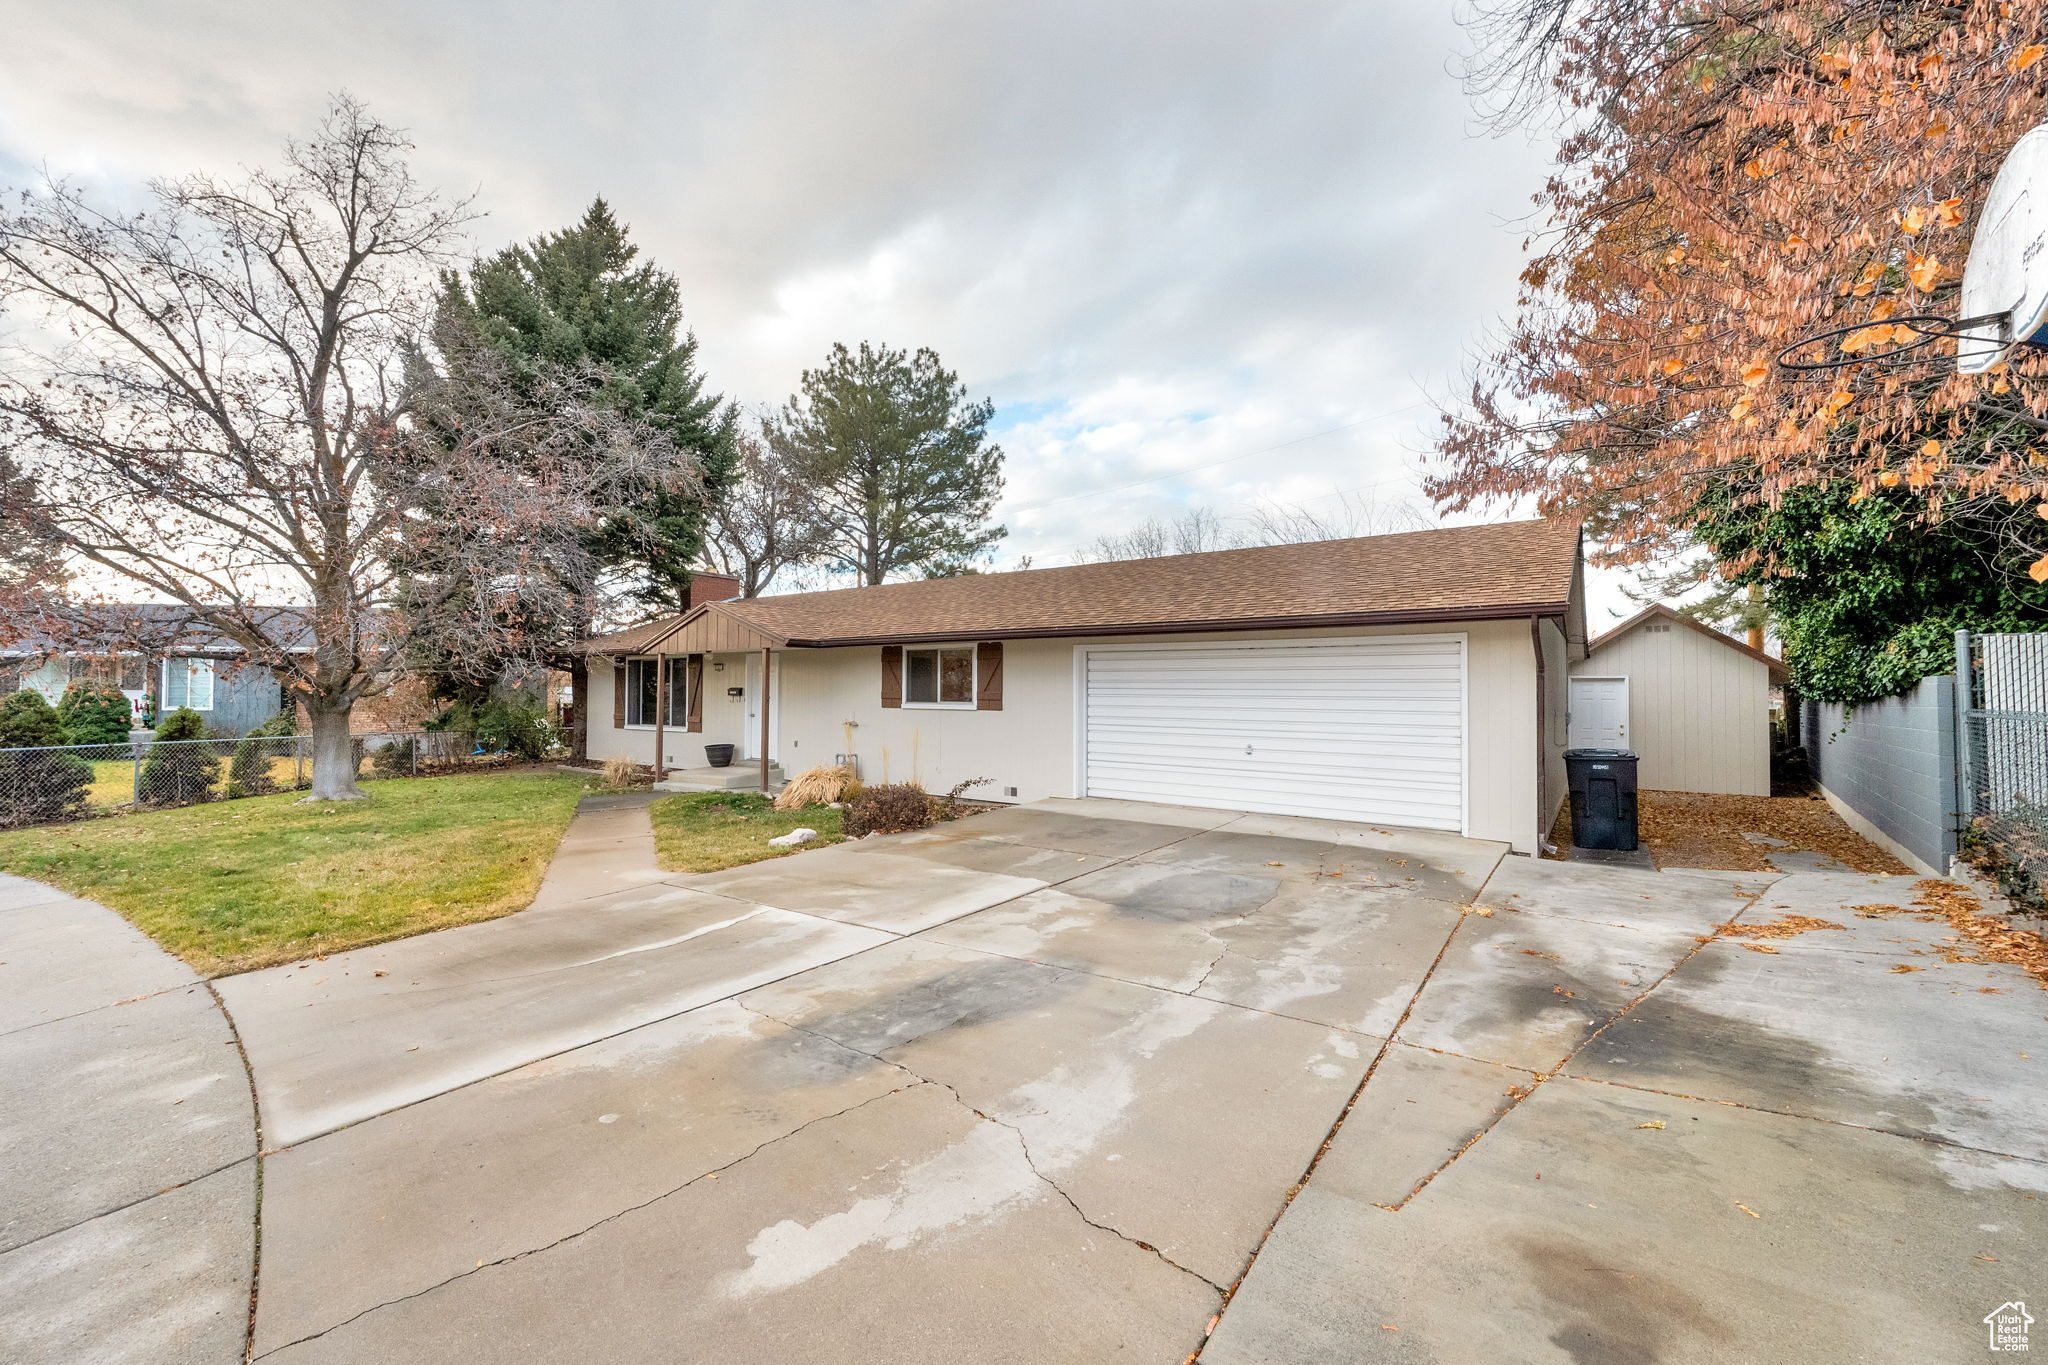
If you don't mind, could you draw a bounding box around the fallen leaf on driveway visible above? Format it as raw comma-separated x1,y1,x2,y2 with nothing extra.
1736,1203,1762,1218
1976,1255,2000,1262
1741,944,1781,954
1265,862,1284,867
1890,964,1923,974
1380,1325,1400,1331
1635,1120,1666,1130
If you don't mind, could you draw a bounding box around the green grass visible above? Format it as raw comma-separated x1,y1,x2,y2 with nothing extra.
650,791,845,873
0,772,594,975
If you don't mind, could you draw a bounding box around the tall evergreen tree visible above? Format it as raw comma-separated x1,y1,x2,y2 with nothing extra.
433,199,736,758
436,199,737,608
766,342,1004,585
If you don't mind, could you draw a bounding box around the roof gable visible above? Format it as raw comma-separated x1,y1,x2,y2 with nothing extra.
1588,603,1788,677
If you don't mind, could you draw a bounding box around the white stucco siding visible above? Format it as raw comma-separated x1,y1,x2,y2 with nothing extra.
769,618,1546,853
586,618,1550,851
1569,622,1772,796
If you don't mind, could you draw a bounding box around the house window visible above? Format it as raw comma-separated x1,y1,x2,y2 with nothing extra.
623,657,688,728
163,657,215,712
904,646,976,707
69,655,146,690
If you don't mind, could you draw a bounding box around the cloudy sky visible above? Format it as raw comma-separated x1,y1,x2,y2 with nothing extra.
0,0,1636,621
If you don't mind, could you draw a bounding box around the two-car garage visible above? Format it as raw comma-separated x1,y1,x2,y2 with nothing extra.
1077,635,1468,831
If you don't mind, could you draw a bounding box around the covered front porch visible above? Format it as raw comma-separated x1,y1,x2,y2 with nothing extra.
590,605,793,792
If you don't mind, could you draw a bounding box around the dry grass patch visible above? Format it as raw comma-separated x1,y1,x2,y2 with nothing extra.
650,790,845,873
0,771,593,974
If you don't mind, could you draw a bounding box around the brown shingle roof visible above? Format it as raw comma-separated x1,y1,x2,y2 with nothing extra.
588,518,1580,653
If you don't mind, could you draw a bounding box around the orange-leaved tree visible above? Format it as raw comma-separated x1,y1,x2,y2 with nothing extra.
1434,0,2048,580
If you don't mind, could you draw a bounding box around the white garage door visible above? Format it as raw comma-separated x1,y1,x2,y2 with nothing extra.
1080,635,1466,830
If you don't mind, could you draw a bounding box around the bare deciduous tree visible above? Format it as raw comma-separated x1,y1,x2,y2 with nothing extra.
0,97,696,797
1076,493,1428,562
699,430,831,597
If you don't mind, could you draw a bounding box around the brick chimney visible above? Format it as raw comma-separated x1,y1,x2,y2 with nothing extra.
687,572,744,608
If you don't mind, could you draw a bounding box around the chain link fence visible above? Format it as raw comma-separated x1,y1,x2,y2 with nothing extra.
1958,630,2048,886
0,730,496,829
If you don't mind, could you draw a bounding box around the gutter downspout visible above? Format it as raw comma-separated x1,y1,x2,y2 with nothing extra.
1531,616,1558,856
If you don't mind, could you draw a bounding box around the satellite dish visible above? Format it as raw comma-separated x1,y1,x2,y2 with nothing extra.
1958,122,2048,374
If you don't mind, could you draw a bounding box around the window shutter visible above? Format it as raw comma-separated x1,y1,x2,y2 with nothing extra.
612,663,626,728
881,645,903,708
686,655,704,732
976,642,1004,711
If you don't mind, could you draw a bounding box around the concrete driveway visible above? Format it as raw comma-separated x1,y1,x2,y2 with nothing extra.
5,796,2044,1363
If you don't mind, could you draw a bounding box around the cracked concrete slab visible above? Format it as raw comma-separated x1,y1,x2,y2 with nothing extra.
527,792,671,910
923,857,1289,992
945,805,1215,858
1572,936,2048,1159
1397,911,1712,1072
259,1082,1217,1365
875,831,1117,882
1204,1078,2048,1365
220,894,891,1145
1220,813,1509,896
1480,855,1775,934
677,846,1047,933
741,936,1371,1287
0,1161,254,1365
1192,883,1469,1034
1307,1043,1531,1208
0,881,197,1034
1,985,253,1253
253,998,910,1355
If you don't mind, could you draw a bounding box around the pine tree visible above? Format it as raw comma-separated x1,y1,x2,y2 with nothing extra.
57,681,133,747
138,707,220,807
0,690,92,825
767,342,1005,585
436,199,736,611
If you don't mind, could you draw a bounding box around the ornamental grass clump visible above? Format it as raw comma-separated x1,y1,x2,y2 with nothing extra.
775,764,853,810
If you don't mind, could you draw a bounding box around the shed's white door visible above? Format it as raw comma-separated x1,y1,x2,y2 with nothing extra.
1080,636,1465,829
1568,676,1629,749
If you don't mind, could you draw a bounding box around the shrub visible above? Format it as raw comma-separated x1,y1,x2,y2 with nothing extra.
938,776,993,818
842,782,935,838
226,729,289,798
473,699,556,761
139,707,221,807
57,682,134,746
0,690,95,826
600,756,640,788
371,737,417,778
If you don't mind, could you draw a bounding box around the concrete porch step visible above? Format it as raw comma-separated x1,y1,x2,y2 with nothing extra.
654,762,783,794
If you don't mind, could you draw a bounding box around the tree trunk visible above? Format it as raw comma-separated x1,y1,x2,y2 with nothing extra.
303,698,367,801
568,656,590,763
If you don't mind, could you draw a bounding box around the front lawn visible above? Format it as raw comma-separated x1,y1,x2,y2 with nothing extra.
0,771,594,974
650,791,845,873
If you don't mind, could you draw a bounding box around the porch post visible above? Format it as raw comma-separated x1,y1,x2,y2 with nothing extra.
652,651,667,785
759,646,772,794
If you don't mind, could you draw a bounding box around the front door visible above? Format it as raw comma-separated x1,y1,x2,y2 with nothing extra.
1568,676,1629,749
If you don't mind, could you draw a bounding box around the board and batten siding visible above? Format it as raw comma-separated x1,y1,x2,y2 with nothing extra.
1569,620,1771,796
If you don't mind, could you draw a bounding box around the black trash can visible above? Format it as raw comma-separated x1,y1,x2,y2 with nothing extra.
703,743,736,768
1565,748,1640,851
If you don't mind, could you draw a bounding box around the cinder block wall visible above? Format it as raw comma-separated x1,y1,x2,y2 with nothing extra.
1802,674,1956,874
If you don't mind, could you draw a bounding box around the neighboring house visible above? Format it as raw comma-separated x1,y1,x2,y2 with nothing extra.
582,521,1585,854
0,605,300,737
1567,603,1787,797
